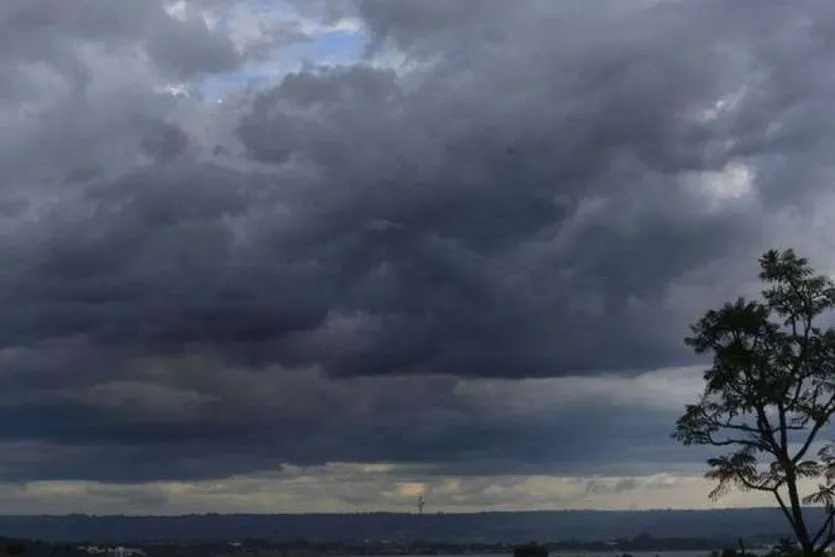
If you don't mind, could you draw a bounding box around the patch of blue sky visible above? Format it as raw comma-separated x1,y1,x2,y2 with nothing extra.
194,28,367,101
308,29,368,64
197,43,306,100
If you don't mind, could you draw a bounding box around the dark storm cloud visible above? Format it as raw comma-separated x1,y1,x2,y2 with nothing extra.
0,1,240,81
0,362,703,482
1,0,834,483
0,0,799,377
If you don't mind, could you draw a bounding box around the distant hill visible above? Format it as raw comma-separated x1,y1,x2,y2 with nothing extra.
0,508,819,544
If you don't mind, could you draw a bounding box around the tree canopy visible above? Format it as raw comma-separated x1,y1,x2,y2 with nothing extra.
673,249,835,557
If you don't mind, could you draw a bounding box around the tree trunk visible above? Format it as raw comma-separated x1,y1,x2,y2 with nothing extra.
785,475,815,557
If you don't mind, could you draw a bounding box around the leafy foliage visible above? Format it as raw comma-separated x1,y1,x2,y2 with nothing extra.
673,249,835,557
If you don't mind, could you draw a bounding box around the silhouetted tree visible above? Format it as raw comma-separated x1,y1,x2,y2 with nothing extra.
770,537,802,557
514,543,548,557
673,249,835,557
1,542,24,555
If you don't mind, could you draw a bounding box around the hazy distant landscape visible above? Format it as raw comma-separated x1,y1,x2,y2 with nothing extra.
0,509,809,544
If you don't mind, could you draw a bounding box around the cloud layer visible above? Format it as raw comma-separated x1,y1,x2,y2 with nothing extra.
2,0,835,512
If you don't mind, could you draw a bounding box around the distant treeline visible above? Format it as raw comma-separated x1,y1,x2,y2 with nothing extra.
0,536,758,557
0,509,808,544
146,539,739,557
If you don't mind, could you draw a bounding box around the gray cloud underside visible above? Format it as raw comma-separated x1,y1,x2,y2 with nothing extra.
1,361,711,482
1,0,834,483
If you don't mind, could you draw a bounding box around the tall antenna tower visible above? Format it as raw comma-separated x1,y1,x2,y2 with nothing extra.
416,496,425,514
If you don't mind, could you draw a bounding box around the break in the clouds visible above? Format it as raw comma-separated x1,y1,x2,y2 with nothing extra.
2,0,835,513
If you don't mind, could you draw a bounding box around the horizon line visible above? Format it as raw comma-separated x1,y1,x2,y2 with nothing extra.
0,507,795,518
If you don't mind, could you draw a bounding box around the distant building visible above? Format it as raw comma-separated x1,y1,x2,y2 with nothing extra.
77,546,146,557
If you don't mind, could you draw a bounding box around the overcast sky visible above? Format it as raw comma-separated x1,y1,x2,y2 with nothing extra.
1,0,835,515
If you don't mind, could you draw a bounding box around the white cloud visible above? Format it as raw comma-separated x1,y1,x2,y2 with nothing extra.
683,162,758,215
453,366,705,415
